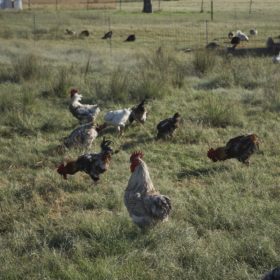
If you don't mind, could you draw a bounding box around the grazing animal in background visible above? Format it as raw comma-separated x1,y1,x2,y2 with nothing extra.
249,28,258,36
236,30,249,41
207,134,260,165
272,52,280,63
262,267,280,280
231,36,241,50
63,123,107,149
69,89,100,124
124,34,136,42
104,100,147,134
57,138,117,182
206,42,220,49
156,113,181,140
228,31,234,39
65,29,76,36
124,151,172,229
102,30,113,39
267,37,280,53
79,30,90,37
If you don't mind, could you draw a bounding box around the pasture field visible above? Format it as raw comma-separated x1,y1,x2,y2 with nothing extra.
0,2,280,279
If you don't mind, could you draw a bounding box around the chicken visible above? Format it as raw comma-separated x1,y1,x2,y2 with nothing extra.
104,100,147,134
207,134,259,165
104,108,132,134
262,267,280,280
124,34,136,42
124,151,171,229
128,99,147,124
63,123,106,149
156,112,181,139
102,30,112,39
69,89,100,124
57,138,116,182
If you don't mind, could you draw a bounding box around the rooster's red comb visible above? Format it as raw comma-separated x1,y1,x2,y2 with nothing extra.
130,151,144,162
70,88,78,97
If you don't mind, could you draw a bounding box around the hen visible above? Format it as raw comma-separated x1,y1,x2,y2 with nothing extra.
57,138,116,182
124,151,171,229
69,89,100,124
104,100,147,135
156,112,181,139
207,134,259,165
63,123,106,149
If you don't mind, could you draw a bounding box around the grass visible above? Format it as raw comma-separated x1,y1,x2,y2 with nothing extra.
0,2,280,280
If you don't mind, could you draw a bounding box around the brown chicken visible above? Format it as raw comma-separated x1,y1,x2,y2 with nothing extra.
124,151,171,229
207,134,259,165
57,138,116,182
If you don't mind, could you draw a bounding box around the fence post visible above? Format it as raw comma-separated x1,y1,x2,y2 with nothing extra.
200,0,204,13
205,20,208,45
28,0,31,10
87,0,89,10
211,0,213,21
119,0,122,11
33,13,36,44
55,0,58,11
249,0,253,14
158,0,161,11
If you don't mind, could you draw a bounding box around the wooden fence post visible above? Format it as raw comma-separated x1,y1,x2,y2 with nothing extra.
249,0,253,14
211,0,213,21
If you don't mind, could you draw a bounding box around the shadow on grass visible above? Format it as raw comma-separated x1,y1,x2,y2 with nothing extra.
177,165,230,180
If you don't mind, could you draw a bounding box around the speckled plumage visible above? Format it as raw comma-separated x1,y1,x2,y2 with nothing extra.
69,91,100,124
124,158,171,229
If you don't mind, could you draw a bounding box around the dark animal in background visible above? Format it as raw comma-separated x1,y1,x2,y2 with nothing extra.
249,28,258,36
156,113,181,139
228,31,234,39
63,123,107,149
129,99,147,124
124,151,172,229
206,42,220,49
69,89,100,124
262,267,280,280
79,30,90,37
65,29,76,35
57,138,117,182
124,34,136,42
231,36,241,50
207,134,260,165
102,31,113,39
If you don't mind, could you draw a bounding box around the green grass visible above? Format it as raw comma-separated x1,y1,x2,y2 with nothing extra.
0,3,280,280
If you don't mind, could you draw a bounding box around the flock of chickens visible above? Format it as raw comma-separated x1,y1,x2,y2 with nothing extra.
53,90,280,280
56,88,260,230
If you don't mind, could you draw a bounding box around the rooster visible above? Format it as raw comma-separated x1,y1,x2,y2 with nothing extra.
57,138,116,182
69,89,100,124
104,100,147,135
124,151,171,229
63,123,106,149
156,112,181,139
207,134,259,165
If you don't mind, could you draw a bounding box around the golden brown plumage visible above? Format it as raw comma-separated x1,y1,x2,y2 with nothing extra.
124,151,171,229
207,134,259,165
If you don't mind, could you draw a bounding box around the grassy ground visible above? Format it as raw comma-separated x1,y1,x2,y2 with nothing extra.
0,3,280,280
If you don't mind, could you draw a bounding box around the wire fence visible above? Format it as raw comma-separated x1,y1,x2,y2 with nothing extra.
1,0,279,55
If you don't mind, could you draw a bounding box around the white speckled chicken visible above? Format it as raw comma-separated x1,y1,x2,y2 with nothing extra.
63,123,106,149
124,151,171,229
69,89,100,124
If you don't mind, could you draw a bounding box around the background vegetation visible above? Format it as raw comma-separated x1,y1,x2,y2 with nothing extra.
0,2,279,279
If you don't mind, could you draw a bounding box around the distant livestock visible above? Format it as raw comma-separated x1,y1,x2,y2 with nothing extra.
79,30,90,37
102,31,113,39
249,28,258,36
124,34,136,42
65,29,76,36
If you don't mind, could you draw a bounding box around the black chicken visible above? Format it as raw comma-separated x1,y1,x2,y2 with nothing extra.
156,113,181,139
